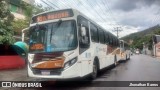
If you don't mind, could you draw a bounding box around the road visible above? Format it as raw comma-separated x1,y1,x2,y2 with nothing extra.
1,54,160,90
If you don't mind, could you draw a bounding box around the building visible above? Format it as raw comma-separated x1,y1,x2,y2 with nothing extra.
7,0,35,19
6,0,34,41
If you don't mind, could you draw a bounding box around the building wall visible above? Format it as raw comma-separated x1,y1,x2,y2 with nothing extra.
22,0,35,5
7,0,35,19
11,12,25,19
9,2,25,19
6,0,34,41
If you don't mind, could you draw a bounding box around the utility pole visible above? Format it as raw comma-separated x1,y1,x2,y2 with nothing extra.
113,27,123,38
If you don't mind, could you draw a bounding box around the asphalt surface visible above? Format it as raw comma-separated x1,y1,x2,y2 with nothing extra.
1,54,160,90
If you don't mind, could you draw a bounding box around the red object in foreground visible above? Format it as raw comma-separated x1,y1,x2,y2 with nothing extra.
0,56,25,70
0,44,26,70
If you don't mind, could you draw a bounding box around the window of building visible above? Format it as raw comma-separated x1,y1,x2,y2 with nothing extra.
9,4,24,15
10,4,17,13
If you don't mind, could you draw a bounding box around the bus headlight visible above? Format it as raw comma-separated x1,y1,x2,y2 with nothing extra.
28,54,34,63
64,57,77,70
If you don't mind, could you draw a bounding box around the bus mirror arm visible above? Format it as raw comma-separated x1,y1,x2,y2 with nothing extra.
22,28,29,42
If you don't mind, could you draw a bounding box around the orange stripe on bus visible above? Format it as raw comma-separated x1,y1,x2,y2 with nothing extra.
34,60,64,69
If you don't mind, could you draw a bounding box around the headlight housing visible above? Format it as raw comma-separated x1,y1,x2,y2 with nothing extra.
28,54,34,63
64,57,77,70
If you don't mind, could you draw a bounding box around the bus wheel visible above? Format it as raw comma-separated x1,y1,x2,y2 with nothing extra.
114,55,118,66
90,60,98,80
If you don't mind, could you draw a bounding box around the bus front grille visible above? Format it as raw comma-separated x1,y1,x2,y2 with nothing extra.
31,68,62,75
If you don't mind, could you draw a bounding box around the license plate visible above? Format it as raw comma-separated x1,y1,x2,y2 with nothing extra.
41,70,50,75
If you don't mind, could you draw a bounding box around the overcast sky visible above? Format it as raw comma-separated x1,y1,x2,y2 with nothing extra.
35,0,160,37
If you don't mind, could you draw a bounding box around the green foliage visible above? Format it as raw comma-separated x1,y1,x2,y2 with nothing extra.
12,19,29,35
32,4,46,15
131,35,152,50
0,0,15,44
0,0,51,44
21,2,52,19
12,2,51,35
123,25,160,50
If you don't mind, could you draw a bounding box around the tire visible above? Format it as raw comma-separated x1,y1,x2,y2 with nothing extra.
90,60,98,80
114,55,118,66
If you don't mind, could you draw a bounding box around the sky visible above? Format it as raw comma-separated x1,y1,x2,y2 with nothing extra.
35,0,160,37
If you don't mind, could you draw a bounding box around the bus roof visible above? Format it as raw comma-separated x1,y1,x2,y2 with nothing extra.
154,35,160,37
32,8,73,17
73,9,116,37
32,8,116,38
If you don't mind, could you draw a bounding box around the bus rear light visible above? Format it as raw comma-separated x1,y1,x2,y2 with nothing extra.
64,57,77,70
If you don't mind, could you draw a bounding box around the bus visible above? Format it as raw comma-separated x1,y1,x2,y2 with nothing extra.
119,40,130,60
152,35,160,57
27,9,121,80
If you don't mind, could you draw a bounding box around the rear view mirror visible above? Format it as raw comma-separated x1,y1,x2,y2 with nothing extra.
81,26,86,36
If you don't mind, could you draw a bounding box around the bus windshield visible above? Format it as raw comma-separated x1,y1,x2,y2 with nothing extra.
29,20,77,53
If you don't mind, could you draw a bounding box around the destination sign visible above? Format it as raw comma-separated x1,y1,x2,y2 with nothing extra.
32,9,73,23
30,43,44,50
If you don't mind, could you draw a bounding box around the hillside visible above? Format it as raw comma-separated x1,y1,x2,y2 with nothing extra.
121,24,160,50
121,25,160,42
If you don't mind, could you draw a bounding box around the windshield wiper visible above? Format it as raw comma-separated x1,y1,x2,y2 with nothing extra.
50,19,62,43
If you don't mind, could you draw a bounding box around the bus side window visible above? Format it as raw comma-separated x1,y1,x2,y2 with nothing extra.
114,38,117,47
112,37,115,46
117,39,120,47
111,36,114,46
108,35,112,45
78,16,90,44
105,32,109,44
103,30,106,44
77,16,90,54
90,23,98,43
115,38,117,46
98,29,105,44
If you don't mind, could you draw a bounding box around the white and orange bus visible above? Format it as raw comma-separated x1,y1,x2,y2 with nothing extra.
27,9,122,80
119,40,130,61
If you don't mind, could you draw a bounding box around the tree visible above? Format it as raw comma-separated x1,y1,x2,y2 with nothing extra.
12,3,51,35
128,25,160,51
21,2,52,20
12,19,29,35
0,0,15,44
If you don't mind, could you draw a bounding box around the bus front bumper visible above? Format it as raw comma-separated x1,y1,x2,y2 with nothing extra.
27,62,82,80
